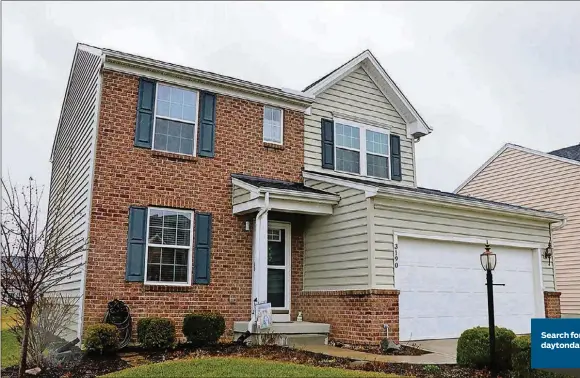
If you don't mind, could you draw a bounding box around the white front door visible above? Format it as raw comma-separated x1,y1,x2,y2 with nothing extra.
397,237,540,341
267,222,291,322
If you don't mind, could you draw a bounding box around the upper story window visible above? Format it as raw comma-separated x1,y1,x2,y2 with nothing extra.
145,208,193,285
153,84,198,155
334,119,390,179
263,106,283,144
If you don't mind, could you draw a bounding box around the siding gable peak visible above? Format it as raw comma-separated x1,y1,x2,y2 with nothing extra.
303,50,432,138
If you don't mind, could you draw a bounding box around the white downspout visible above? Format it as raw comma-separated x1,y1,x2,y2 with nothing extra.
249,192,270,332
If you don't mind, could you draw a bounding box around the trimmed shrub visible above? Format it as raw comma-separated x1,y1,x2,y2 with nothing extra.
84,323,119,354
456,326,516,371
512,336,564,378
182,313,225,346
137,317,175,349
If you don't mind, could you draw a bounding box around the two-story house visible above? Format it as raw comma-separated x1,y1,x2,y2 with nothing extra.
49,44,564,346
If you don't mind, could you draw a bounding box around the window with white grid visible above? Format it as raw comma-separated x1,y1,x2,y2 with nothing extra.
145,208,193,285
263,106,283,144
334,118,390,179
153,83,198,156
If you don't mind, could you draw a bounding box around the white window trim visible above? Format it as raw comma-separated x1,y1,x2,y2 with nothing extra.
263,106,284,145
152,82,200,157
334,118,390,180
144,207,194,286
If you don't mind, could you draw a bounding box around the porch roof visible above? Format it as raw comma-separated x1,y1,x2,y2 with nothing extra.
231,174,340,216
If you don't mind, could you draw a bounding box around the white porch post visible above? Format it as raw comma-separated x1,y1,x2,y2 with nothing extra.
251,206,269,327
256,211,269,304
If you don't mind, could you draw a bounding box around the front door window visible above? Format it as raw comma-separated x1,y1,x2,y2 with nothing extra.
267,228,287,309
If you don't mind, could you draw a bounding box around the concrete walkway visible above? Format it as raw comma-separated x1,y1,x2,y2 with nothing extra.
298,344,456,365
412,339,458,361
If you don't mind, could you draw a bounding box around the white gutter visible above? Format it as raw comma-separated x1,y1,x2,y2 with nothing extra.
551,218,567,231
249,192,270,332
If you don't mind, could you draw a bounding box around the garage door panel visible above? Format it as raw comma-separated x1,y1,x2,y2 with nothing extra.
397,238,538,341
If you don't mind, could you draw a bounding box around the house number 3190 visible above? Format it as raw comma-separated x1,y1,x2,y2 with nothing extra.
394,243,399,269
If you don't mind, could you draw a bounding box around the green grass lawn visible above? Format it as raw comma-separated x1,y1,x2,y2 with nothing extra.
1,307,20,368
104,357,397,377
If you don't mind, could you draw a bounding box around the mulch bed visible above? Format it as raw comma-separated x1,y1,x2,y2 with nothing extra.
1,343,491,378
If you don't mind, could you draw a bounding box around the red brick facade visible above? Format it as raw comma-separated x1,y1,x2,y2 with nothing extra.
544,291,561,318
84,70,305,338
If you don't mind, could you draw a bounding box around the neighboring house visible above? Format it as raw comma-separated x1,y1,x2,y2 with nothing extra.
456,143,580,318
49,44,564,345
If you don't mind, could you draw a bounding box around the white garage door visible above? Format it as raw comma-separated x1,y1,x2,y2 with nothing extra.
397,237,538,341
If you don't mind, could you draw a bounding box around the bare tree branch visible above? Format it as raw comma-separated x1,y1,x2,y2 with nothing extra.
1,175,86,377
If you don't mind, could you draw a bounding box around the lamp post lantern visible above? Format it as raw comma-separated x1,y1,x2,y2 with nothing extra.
481,242,497,378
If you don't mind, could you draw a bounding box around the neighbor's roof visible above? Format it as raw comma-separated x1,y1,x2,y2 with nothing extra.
549,143,580,162
231,174,334,196
454,143,580,193
304,170,565,222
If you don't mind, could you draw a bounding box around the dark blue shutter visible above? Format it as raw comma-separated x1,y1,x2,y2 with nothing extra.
126,206,147,281
321,119,334,169
134,78,156,148
194,212,212,284
390,135,402,181
198,92,216,157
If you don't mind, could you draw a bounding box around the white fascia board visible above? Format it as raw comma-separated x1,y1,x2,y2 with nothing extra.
303,171,378,193
376,187,565,223
394,231,546,250
362,56,432,136
258,188,339,204
231,178,260,195
103,56,312,112
233,197,334,216
455,143,580,194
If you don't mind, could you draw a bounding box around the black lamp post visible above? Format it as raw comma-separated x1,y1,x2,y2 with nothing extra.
480,242,497,378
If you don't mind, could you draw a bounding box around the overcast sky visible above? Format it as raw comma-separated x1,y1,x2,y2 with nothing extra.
2,2,580,214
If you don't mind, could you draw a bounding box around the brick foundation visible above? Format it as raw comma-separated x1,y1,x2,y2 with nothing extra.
293,290,399,345
544,291,561,318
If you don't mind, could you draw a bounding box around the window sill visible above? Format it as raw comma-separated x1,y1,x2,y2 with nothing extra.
143,284,191,293
151,150,198,162
263,142,285,150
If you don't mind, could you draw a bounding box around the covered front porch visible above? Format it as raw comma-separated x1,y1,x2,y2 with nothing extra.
231,174,339,344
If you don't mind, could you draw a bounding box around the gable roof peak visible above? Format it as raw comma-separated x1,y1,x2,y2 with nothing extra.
304,50,432,138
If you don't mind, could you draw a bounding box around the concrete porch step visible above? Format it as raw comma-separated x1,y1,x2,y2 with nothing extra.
233,321,330,347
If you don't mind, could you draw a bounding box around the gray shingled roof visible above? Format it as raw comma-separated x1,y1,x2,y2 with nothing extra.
548,144,580,162
231,174,333,196
304,171,562,218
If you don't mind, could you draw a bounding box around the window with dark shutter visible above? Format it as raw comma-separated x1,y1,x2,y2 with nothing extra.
126,206,147,281
194,212,212,284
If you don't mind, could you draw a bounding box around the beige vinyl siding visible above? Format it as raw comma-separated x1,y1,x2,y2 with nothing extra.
459,147,580,316
47,47,102,339
303,179,370,290
304,67,416,187
372,197,555,291
232,186,251,205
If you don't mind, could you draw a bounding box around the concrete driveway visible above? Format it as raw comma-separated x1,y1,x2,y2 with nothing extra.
412,339,458,362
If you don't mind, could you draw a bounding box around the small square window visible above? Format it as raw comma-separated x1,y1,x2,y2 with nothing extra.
263,106,283,144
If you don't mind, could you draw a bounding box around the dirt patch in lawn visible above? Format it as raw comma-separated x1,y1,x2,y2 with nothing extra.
1,343,490,378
